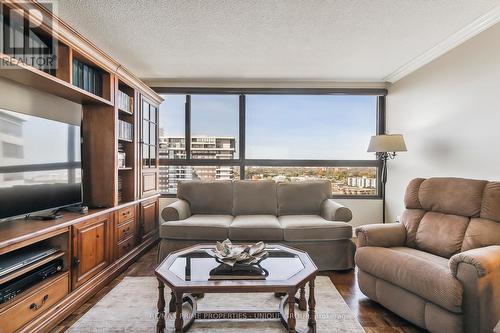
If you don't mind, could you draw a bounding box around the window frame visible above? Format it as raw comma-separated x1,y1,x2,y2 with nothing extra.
155,87,387,199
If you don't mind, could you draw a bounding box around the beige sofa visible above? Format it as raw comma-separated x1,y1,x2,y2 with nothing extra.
355,177,500,333
158,180,355,270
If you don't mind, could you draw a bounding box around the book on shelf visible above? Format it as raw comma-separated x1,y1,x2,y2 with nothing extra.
117,90,133,114
72,58,103,96
117,175,123,203
118,120,133,141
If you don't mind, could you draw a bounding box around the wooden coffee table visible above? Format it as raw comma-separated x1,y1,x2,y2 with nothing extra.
155,244,318,333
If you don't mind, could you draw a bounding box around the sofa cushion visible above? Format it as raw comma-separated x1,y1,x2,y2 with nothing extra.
404,178,425,209
401,209,426,248
415,212,470,258
177,180,233,214
461,218,500,252
480,182,500,222
355,246,463,313
233,181,277,215
418,178,487,217
229,215,282,241
279,215,352,241
277,181,331,215
160,214,232,240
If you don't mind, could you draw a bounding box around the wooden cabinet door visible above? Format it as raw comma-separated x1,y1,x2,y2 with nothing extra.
139,198,158,242
72,214,111,288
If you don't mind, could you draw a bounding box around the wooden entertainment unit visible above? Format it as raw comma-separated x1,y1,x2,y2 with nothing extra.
0,1,163,332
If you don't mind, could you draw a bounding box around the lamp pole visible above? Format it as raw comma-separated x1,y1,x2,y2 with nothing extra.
378,151,396,223
367,134,407,224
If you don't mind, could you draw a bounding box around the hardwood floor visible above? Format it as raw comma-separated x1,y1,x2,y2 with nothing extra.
52,246,426,333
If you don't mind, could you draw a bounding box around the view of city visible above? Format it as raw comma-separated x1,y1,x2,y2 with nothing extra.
158,94,379,196
158,135,377,196
246,166,377,196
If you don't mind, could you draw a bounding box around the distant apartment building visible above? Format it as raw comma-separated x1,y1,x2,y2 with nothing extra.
347,176,377,189
159,135,236,194
0,109,26,186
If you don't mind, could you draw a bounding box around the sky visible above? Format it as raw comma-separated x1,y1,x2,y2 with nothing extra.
159,94,377,160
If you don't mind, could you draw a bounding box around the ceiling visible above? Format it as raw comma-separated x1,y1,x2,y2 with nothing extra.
53,0,500,83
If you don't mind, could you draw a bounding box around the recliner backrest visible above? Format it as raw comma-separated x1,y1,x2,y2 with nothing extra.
401,177,500,258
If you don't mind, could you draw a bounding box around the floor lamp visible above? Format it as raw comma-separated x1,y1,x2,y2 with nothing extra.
367,134,407,223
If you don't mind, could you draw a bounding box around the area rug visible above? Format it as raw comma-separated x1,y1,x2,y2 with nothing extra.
66,276,364,333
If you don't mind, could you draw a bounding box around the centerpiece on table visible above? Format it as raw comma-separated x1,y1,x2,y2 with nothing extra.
206,239,269,280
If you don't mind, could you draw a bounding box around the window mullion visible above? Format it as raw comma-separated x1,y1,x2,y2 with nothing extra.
239,94,246,180
185,95,191,161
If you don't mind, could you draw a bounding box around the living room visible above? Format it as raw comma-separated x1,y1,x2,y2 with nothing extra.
0,1,499,332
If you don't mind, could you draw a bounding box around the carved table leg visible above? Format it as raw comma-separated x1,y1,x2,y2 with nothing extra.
156,279,166,332
175,291,184,333
288,289,296,333
299,285,307,311
168,291,176,313
308,278,317,333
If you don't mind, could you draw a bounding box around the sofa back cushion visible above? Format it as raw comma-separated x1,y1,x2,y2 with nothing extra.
277,181,331,215
177,180,233,214
233,180,277,215
461,218,500,252
415,212,470,258
418,178,487,217
402,177,500,257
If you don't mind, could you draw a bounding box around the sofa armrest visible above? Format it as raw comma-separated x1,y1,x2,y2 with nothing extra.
449,245,500,332
161,199,191,222
449,245,500,278
355,223,406,248
321,199,352,222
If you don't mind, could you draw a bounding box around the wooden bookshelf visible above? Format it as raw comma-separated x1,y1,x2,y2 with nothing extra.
0,52,113,106
0,3,163,331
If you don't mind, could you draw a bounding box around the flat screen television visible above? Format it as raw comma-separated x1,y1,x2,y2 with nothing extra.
0,109,82,220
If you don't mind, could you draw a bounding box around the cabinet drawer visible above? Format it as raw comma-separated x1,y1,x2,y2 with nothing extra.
116,219,135,242
117,206,135,224
0,272,69,333
116,236,135,258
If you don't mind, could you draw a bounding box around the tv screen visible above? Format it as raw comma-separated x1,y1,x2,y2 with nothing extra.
0,109,82,220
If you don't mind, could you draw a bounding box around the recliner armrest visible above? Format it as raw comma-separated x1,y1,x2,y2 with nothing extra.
449,245,500,278
161,199,191,222
321,199,352,222
355,223,406,248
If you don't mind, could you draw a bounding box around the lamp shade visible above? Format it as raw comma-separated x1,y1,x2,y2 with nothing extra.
367,134,407,153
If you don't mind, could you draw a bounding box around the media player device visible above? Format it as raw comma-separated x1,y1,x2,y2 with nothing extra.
0,259,63,304
0,245,59,278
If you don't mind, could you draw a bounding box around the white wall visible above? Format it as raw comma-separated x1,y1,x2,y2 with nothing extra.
160,197,382,227
386,22,500,223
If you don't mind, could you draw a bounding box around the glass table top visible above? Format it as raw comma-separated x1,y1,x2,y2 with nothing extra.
168,247,305,282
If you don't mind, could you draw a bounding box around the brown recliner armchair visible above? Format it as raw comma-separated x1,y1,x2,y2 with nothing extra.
355,177,500,333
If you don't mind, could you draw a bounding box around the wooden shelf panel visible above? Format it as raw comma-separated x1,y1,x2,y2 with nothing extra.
118,138,133,143
0,251,65,285
118,167,133,171
0,53,113,106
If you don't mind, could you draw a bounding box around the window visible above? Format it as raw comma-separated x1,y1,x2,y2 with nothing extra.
246,95,376,160
246,166,378,196
191,95,239,159
158,89,385,197
142,99,158,168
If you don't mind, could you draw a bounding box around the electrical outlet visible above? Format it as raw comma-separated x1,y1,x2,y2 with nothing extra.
396,215,401,223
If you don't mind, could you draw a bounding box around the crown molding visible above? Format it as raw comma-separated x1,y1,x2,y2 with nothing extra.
385,5,500,84
143,78,389,90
